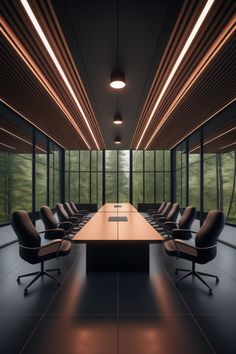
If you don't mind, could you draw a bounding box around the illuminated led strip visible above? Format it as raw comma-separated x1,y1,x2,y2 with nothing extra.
135,0,215,149
189,126,236,153
0,142,16,150
0,127,47,153
21,0,99,149
220,141,236,150
0,24,90,150
170,99,236,150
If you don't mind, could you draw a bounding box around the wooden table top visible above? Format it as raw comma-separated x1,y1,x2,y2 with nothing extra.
98,203,137,213
73,203,163,243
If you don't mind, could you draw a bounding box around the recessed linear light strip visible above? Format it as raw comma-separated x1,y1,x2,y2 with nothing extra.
146,18,235,150
135,0,215,149
0,25,90,150
21,0,99,150
0,142,16,150
189,126,236,153
170,98,236,151
0,127,47,153
220,141,236,150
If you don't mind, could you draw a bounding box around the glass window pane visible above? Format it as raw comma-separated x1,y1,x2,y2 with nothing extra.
80,151,90,171
105,151,117,171
119,150,129,171
155,151,163,171
70,151,79,171
145,151,154,171
204,155,217,212
105,172,117,202
98,172,103,208
70,172,79,201
91,151,97,171
133,151,143,171
80,172,90,203
164,172,171,201
91,172,97,203
156,172,164,202
164,151,171,171
119,172,129,202
145,172,154,202
133,172,143,207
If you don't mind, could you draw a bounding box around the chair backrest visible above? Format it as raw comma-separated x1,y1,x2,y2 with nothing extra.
56,203,69,222
162,202,172,217
11,210,40,248
40,206,57,230
64,202,75,217
167,203,180,222
158,202,167,214
70,202,78,213
196,210,225,248
179,206,196,229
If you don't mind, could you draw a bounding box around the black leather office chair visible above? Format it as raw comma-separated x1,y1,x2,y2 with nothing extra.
154,203,180,229
40,206,74,239
149,202,173,226
164,210,225,295
56,203,81,229
162,206,197,239
70,202,90,216
145,202,167,220
64,202,89,223
11,210,71,295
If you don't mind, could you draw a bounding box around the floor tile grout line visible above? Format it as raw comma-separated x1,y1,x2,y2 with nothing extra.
19,257,78,354
161,263,216,354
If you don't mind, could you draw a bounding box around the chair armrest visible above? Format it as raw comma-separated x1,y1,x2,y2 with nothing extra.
38,239,63,257
172,229,196,239
69,216,79,223
39,228,64,234
174,239,198,257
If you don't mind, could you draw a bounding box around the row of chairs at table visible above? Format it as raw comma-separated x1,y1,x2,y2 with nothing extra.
11,202,91,295
145,202,225,295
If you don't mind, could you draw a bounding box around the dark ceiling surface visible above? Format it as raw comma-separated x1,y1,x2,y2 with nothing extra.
52,0,184,149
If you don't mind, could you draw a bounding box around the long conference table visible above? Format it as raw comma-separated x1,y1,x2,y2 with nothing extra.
73,203,163,272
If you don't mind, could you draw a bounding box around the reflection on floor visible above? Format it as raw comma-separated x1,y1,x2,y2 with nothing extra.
0,240,236,353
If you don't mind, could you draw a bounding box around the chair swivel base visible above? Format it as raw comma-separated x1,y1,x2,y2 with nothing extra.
17,262,61,295
175,262,219,295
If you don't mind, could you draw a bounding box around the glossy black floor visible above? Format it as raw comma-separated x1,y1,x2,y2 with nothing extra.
0,238,236,354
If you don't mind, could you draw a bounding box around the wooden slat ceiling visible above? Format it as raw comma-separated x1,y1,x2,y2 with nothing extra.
0,0,105,150
131,0,236,150
0,116,47,153
0,0,235,151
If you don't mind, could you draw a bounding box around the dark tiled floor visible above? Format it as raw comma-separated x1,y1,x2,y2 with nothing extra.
0,239,236,353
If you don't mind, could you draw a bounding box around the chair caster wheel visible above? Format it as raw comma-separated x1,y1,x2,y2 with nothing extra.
56,282,61,287
24,289,28,296
17,277,20,283
209,289,213,296
216,277,219,283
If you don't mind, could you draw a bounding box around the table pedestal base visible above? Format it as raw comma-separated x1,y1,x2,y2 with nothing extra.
86,243,150,272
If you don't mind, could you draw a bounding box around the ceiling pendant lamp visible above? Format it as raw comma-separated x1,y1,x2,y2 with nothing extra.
110,0,126,90
113,93,123,124
114,136,122,144
113,113,123,125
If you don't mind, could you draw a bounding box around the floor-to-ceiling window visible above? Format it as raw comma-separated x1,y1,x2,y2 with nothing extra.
0,106,63,246
173,112,236,246
65,150,171,208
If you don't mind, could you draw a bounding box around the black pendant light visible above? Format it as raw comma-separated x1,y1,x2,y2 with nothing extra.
113,93,123,125
110,0,126,89
114,136,122,144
